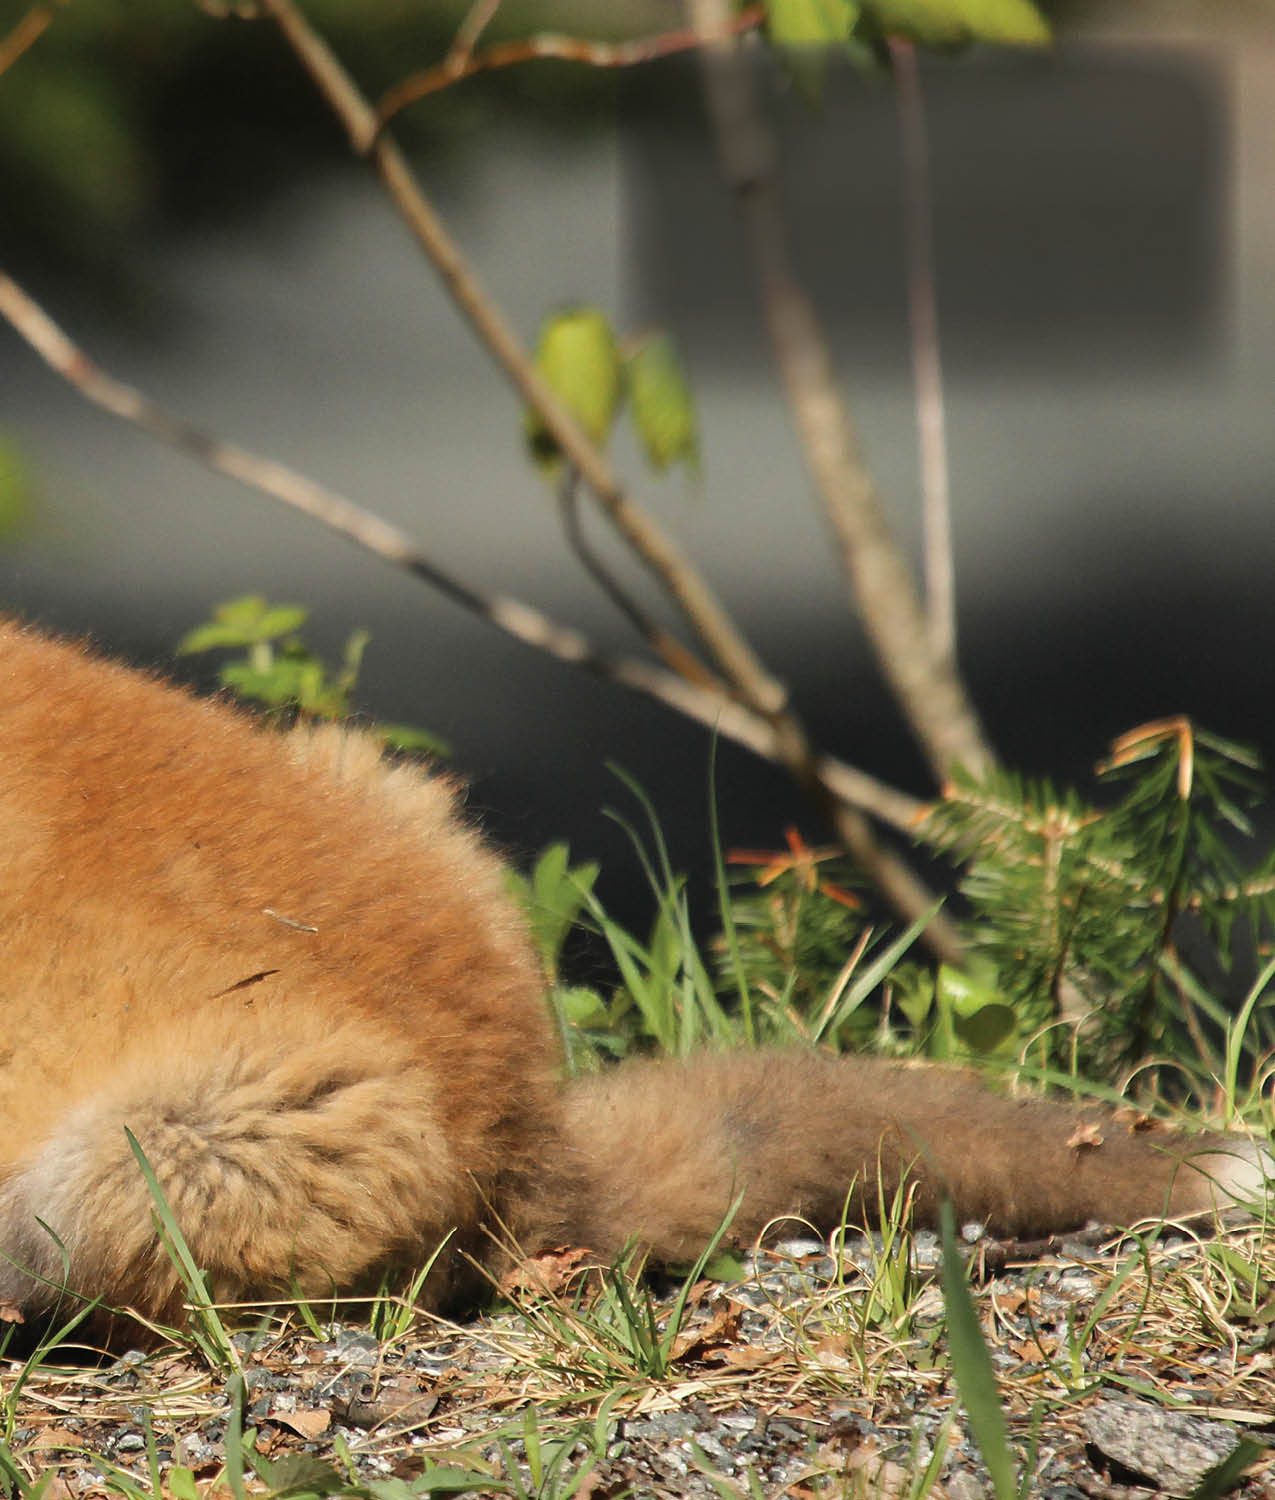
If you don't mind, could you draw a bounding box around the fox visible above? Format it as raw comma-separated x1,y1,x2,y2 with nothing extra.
0,617,1267,1334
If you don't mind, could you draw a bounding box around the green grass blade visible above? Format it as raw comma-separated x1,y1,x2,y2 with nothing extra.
224,1373,248,1500
813,901,942,1043
939,1201,1018,1500
125,1129,240,1372
708,737,754,1045
1223,954,1275,1121
1188,1437,1266,1499
658,1190,745,1370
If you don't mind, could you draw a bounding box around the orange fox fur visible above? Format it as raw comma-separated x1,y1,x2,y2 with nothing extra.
0,619,1266,1331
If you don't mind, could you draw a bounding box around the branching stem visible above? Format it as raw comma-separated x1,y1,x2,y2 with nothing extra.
255,0,964,958
889,37,955,669
686,0,991,785
377,6,765,130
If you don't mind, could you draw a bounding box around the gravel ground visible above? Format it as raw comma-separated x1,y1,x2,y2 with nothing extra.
5,1226,1272,1499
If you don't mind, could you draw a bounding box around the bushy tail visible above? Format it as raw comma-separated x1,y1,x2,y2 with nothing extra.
0,1029,472,1328
555,1050,1270,1262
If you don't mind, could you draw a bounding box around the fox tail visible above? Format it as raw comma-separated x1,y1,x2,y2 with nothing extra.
550,1050,1271,1262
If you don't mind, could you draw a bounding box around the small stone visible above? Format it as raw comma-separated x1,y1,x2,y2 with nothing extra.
1082,1400,1243,1497
946,1471,987,1500
330,1329,381,1366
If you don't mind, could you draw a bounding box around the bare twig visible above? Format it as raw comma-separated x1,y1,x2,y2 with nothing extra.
447,0,504,69
376,6,765,130
0,8,965,956
687,0,992,785
254,0,967,955
890,37,955,669
557,466,722,691
0,268,932,854
0,0,65,79
261,0,788,722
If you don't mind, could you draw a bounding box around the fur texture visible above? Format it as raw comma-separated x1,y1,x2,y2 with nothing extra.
0,620,1266,1330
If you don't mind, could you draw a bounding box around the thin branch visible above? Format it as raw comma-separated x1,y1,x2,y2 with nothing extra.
447,0,504,69
255,0,968,948
0,268,930,851
260,0,790,730
0,8,965,957
252,0,964,959
557,465,723,690
0,1,65,79
686,0,993,785
890,37,955,669
376,6,765,130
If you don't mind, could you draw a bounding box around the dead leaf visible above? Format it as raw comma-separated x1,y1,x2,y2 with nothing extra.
254,1424,286,1457
810,1335,852,1371
1010,1334,1059,1361
669,1301,741,1363
30,1427,81,1451
270,1407,331,1440
0,1300,24,1324
566,1468,602,1500
992,1285,1041,1317
1067,1122,1105,1151
499,1244,594,1298
333,1379,438,1430
718,1343,780,1372
837,1438,910,1500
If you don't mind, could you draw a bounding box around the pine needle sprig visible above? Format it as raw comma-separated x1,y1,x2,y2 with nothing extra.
922,719,1275,1089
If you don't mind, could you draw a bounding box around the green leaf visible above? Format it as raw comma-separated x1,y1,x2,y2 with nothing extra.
936,960,1018,1052
891,964,935,1031
245,1449,351,1498
864,0,1050,47
219,658,316,708
337,627,371,691
766,0,862,98
812,899,941,1043
525,306,623,473
626,333,700,476
766,0,859,47
701,1248,749,1281
0,65,144,235
557,985,611,1028
936,959,1001,1018
125,1130,240,1374
176,596,309,654
372,722,452,757
166,1470,200,1500
507,843,601,981
395,1464,510,1495
951,999,1018,1053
